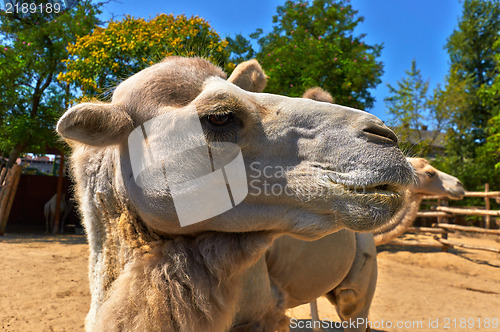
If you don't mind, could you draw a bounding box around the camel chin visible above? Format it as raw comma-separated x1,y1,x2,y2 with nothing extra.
329,185,406,232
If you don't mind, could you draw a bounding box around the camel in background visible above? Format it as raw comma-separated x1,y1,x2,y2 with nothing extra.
44,193,71,233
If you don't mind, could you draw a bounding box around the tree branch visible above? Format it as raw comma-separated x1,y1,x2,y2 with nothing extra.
30,72,53,117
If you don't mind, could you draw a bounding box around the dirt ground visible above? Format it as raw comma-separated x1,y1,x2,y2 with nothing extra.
0,232,499,332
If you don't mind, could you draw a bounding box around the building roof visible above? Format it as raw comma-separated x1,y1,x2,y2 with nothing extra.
391,126,446,149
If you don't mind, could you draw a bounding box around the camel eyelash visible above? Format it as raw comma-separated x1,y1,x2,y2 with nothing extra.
207,112,235,126
201,112,239,142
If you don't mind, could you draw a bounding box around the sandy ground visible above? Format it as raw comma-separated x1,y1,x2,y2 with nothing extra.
0,232,499,332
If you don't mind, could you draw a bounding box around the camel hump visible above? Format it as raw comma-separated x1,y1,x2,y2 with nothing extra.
302,87,334,103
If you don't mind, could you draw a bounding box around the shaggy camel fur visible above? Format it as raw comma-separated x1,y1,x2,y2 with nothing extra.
57,57,413,331
44,193,71,233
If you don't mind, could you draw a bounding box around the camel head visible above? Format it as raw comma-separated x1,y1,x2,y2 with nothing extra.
57,57,413,239
407,158,465,199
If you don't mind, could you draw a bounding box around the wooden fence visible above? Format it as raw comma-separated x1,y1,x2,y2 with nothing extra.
0,164,22,235
387,184,500,253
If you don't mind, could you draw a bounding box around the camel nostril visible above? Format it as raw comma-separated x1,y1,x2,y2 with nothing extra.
362,124,398,145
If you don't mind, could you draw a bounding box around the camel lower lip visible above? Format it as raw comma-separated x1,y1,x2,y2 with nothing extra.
325,182,405,210
337,189,406,231
339,183,403,197
353,190,404,206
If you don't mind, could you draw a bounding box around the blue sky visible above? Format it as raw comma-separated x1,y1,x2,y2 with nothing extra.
101,0,463,122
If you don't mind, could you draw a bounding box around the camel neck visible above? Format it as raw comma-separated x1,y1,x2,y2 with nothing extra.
373,190,423,246
90,210,277,331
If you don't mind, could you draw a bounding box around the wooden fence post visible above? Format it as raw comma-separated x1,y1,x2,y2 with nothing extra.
52,153,65,234
0,165,22,235
439,198,449,252
484,183,490,229
0,166,7,186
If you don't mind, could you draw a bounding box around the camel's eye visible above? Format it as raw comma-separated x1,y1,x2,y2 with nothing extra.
208,113,234,126
425,171,436,177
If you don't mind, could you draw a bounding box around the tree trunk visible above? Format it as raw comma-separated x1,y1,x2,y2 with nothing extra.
6,142,25,169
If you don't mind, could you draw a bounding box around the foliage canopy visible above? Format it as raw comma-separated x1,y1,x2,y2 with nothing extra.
0,0,101,164
60,14,232,98
248,0,383,110
436,0,500,190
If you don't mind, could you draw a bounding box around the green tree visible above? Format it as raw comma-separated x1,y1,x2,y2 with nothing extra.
445,0,500,135
0,0,101,167
385,60,454,156
438,0,500,190
226,33,255,66
385,60,432,154
60,14,232,98
479,37,500,119
250,0,383,110
474,35,500,186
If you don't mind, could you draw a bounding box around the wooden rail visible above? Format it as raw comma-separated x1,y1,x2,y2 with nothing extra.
434,236,500,253
384,184,500,253
422,184,500,229
408,226,447,234
416,211,449,218
433,223,500,235
423,191,500,199
436,206,500,217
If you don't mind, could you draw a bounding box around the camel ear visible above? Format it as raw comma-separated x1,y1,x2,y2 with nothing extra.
57,102,134,146
228,59,267,93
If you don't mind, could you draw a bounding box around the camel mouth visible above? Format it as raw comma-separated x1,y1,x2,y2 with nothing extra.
322,170,406,198
356,183,403,194
312,163,413,193
338,182,405,201
446,190,465,200
331,182,407,232
322,174,406,204
317,175,407,231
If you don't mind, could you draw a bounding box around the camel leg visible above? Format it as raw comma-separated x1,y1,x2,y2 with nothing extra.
44,205,51,233
309,299,324,332
325,233,377,332
60,209,67,233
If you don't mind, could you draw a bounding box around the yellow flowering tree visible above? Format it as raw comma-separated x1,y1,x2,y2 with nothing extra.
60,14,232,97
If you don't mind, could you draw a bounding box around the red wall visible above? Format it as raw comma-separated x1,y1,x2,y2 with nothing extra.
6,174,80,232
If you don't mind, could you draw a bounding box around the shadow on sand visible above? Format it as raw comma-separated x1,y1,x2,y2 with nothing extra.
0,233,87,245
378,243,500,268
